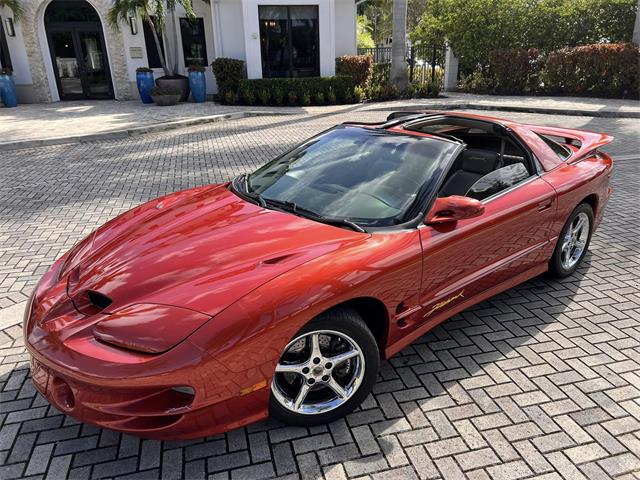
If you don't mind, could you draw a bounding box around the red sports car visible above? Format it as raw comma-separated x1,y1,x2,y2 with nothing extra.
24,111,613,439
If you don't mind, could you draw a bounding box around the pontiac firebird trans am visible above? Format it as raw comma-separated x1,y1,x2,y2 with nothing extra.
24,111,613,439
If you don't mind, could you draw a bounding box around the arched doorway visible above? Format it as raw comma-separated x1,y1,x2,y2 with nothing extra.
44,0,114,100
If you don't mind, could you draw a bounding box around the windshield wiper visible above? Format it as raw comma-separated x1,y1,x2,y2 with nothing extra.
232,173,266,207
263,198,367,233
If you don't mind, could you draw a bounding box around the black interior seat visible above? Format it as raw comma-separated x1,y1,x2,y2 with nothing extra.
439,149,500,197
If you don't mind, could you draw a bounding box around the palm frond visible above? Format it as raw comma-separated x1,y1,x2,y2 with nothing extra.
0,0,24,21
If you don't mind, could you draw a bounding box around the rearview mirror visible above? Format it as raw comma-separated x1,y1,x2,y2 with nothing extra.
425,196,485,225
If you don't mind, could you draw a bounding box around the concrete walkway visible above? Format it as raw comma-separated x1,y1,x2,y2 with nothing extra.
0,93,637,150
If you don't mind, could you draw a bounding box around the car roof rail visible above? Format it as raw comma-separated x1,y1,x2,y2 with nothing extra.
341,112,437,130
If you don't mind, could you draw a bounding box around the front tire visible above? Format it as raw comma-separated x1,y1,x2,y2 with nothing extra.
269,308,379,426
549,203,594,278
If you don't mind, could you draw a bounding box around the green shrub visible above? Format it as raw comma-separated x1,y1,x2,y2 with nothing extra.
258,89,270,105
211,58,246,101
236,76,356,106
238,83,255,105
458,70,493,93
335,55,373,87
273,86,285,105
223,90,236,104
370,62,390,86
490,49,531,94
327,87,337,104
542,43,638,98
353,86,364,102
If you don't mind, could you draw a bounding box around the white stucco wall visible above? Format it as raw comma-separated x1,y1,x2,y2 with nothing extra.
240,0,336,79
334,0,356,57
0,8,33,87
123,0,217,94
212,0,246,60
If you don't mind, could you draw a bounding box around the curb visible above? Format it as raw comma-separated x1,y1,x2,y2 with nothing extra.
0,110,289,152
365,102,640,119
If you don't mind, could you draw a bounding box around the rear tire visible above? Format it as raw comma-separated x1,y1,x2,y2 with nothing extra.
269,308,379,426
549,203,593,278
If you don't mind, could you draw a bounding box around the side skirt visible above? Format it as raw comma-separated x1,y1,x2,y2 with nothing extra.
384,262,548,359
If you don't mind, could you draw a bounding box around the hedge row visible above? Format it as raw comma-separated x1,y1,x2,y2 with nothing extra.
236,76,356,106
335,55,373,87
460,43,639,99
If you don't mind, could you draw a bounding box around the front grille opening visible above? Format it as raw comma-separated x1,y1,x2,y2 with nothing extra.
87,290,112,310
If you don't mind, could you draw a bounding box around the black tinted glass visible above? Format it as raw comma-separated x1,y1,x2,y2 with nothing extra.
248,127,459,226
466,163,530,200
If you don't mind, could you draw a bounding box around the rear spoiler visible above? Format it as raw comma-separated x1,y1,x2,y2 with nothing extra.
528,125,614,162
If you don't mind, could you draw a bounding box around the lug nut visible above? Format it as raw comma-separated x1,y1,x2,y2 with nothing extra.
325,362,332,369
302,367,310,374
313,357,321,364
321,375,329,381
307,378,315,385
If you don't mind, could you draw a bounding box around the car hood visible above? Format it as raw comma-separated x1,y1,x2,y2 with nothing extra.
68,184,366,318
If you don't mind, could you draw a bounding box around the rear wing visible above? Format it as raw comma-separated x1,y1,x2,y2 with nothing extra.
528,125,614,162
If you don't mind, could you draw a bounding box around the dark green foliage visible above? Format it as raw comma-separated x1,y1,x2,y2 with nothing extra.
460,43,639,99
236,77,357,106
211,58,246,102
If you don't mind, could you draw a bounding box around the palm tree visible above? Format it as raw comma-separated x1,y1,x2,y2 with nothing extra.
390,0,408,91
108,0,194,77
0,0,24,20
633,0,639,44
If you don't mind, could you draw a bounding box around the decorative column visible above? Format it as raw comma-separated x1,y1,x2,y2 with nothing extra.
443,44,459,92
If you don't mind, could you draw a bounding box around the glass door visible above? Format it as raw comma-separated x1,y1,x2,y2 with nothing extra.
259,6,319,78
77,30,111,97
47,27,113,99
49,30,84,98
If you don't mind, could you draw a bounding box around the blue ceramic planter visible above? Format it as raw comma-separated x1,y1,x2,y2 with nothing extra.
136,71,155,104
189,70,206,103
0,74,18,108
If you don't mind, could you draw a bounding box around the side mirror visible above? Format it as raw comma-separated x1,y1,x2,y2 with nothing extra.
425,195,485,225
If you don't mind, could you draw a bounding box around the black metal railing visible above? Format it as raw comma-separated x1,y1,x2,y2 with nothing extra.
357,44,447,88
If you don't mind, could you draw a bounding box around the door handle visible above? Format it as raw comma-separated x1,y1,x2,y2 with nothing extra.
538,199,552,212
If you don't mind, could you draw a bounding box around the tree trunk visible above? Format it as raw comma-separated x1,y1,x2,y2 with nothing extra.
391,0,408,91
171,10,180,75
633,0,640,44
147,17,170,76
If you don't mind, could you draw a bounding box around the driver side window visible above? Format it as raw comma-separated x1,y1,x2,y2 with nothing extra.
439,148,533,201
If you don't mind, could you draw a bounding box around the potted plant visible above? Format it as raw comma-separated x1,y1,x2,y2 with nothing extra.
0,68,18,108
188,64,206,103
150,85,181,106
136,67,155,104
108,0,195,101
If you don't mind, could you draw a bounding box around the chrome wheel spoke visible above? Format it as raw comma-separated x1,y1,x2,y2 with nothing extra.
293,383,311,410
275,362,305,375
326,378,348,399
326,349,359,367
309,333,322,360
573,216,586,235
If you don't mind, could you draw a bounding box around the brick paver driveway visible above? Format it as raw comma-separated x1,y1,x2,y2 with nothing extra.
1,109,639,480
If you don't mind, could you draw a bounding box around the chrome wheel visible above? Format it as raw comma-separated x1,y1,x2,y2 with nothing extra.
271,330,365,415
560,212,590,270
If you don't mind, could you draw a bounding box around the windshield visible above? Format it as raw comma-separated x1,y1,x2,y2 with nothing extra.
245,126,459,227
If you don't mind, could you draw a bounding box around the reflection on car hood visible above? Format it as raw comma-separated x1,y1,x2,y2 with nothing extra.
68,184,366,317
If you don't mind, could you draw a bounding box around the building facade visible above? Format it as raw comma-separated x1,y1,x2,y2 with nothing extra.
0,0,357,103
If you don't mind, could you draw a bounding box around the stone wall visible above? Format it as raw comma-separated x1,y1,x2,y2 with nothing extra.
20,0,135,102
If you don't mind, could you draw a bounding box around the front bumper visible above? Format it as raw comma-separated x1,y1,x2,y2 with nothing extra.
23,260,273,440
29,354,269,440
